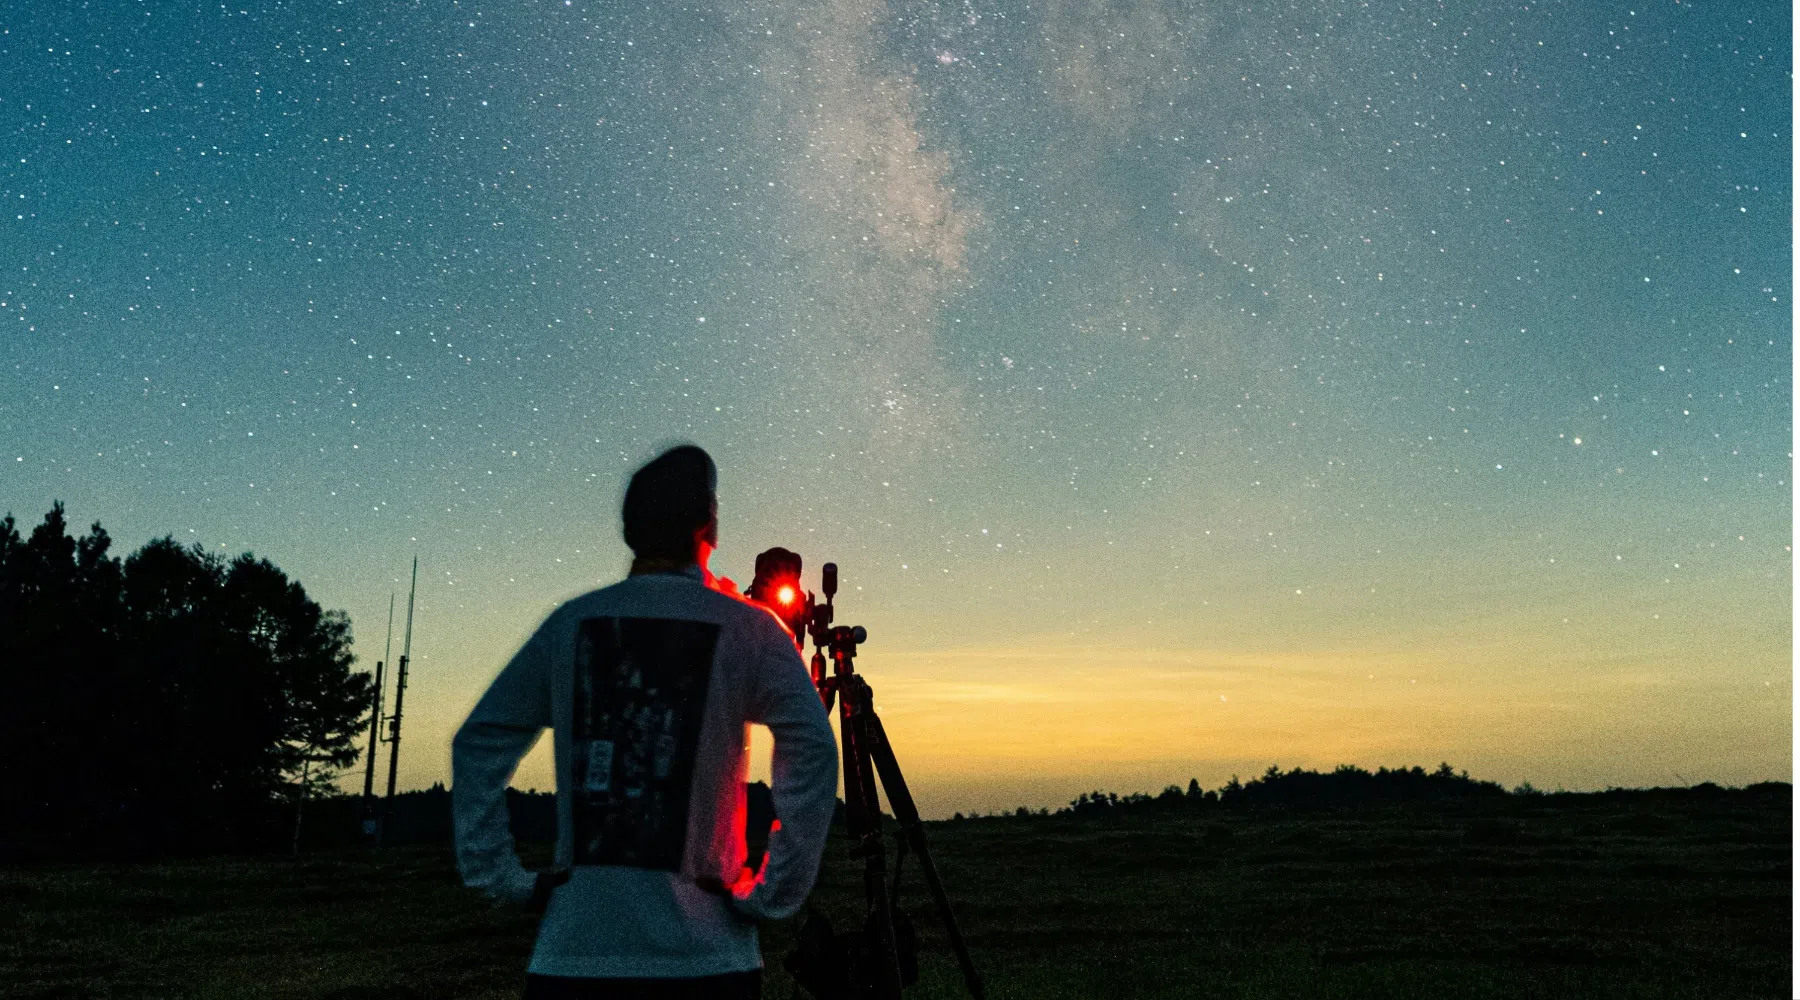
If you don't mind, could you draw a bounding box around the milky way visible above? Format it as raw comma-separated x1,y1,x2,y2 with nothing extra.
1,0,1788,812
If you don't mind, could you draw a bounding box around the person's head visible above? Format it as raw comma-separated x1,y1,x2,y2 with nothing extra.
622,444,717,569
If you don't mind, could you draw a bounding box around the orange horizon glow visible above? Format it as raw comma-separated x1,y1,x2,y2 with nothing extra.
360,495,1792,821
457,606,1789,820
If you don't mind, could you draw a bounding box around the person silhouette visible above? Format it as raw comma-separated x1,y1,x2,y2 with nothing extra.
453,444,839,999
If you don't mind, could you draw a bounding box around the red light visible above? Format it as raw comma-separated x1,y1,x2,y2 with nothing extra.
777,585,796,605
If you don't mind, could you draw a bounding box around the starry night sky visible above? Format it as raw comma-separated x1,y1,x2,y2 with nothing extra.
2,0,1789,814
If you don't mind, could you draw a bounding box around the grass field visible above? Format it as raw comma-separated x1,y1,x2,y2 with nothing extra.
2,788,1787,999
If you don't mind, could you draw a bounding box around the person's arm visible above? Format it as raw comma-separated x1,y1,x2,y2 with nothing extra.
452,624,553,906
732,631,838,922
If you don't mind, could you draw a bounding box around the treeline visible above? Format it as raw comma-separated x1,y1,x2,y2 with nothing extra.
953,764,1789,820
290,783,778,851
314,773,1788,846
0,504,372,860
1064,763,1505,816
290,786,559,850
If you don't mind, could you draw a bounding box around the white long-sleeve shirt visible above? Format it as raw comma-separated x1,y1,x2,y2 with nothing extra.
452,566,839,979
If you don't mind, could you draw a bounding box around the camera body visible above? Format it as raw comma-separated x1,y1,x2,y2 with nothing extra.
745,548,863,659
745,546,810,640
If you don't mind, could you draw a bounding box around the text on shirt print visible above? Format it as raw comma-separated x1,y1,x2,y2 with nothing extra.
571,616,720,870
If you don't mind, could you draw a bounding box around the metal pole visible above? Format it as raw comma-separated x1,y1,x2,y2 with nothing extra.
361,593,394,831
381,558,417,846
361,661,385,802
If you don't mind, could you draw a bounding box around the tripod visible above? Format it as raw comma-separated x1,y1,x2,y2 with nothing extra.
797,564,985,1000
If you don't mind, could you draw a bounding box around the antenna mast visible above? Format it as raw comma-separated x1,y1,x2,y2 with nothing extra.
381,557,418,847
360,592,395,838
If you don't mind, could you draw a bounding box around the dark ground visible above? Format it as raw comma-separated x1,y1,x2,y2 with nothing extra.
1,787,1788,999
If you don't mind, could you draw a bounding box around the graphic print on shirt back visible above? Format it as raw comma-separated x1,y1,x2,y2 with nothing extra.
571,616,719,870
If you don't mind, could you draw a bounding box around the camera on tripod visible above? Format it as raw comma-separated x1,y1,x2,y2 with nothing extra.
745,548,866,708
745,546,813,639
744,548,983,1000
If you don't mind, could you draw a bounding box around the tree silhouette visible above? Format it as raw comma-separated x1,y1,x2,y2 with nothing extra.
0,505,372,859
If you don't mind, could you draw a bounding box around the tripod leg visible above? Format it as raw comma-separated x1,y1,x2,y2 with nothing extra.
841,689,905,1000
867,714,987,1000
